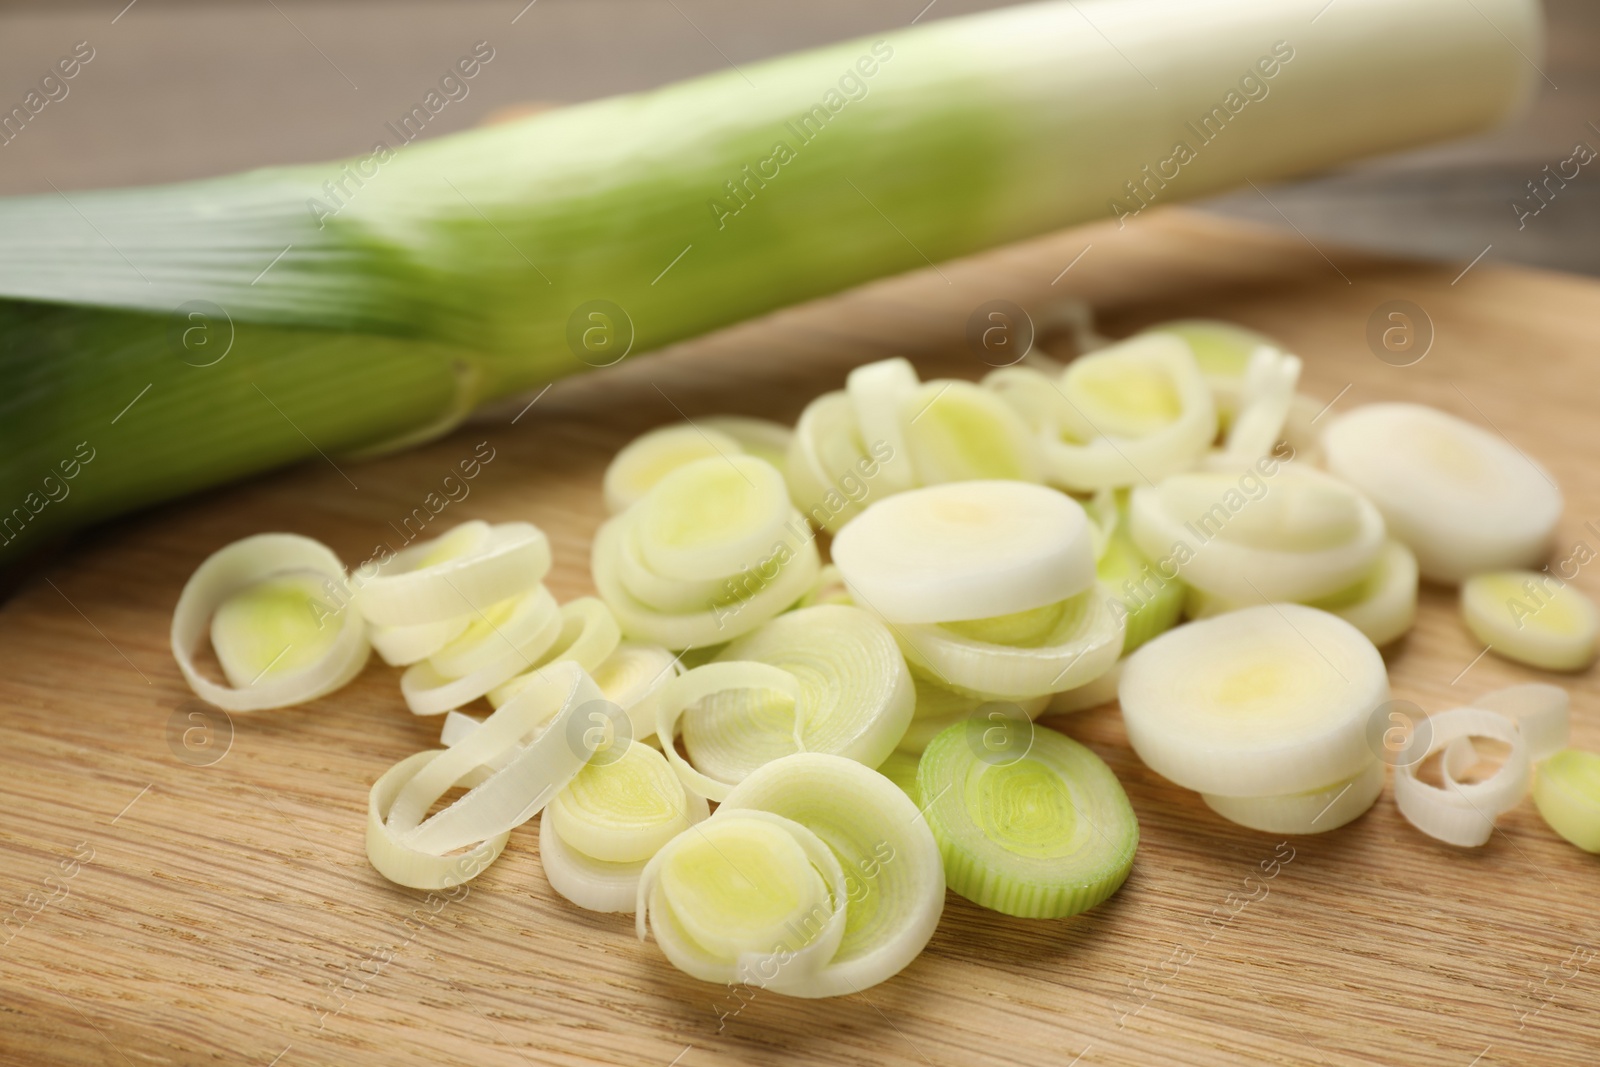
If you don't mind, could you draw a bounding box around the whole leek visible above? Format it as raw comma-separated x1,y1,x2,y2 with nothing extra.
0,0,1538,557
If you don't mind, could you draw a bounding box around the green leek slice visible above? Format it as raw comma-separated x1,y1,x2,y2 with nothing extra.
1461,570,1600,671
917,722,1136,919
1532,749,1600,852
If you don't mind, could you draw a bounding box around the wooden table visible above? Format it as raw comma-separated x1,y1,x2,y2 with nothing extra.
1,210,1596,1067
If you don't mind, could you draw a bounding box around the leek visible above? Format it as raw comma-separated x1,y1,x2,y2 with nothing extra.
0,0,1539,556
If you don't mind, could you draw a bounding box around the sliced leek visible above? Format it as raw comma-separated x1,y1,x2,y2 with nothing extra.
1393,706,1529,847
635,455,792,582
1322,403,1562,583
638,810,847,991
1461,571,1600,671
399,585,564,716
701,416,793,475
1472,682,1569,762
1202,758,1383,834
588,642,682,743
1531,748,1600,852
895,587,1124,701
172,533,370,712
1036,333,1216,490
716,753,946,997
355,520,552,626
603,423,745,515
1097,515,1185,654
366,751,508,891
917,721,1137,918
1187,538,1419,648
678,605,913,789
1118,604,1388,797
830,480,1095,623
846,358,920,493
1206,345,1300,469
1129,465,1386,603
897,680,1049,755
785,390,884,533
902,379,1043,486
368,614,470,667
655,661,804,801
1138,319,1281,429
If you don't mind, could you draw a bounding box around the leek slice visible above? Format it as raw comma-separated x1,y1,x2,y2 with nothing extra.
487,597,623,707
846,358,920,493
639,810,848,992
1119,604,1388,797
1129,466,1386,602
1202,759,1383,834
656,661,804,801
1531,749,1600,852
589,642,682,744
717,753,946,997
831,480,1095,624
785,391,879,533
982,365,1075,437
592,512,819,649
547,740,709,864
896,674,1048,754
355,520,552,626
1461,571,1600,671
539,812,648,913
172,533,370,712
894,587,1124,701
399,586,565,716
612,511,736,614
917,722,1136,918
681,605,914,784
385,661,605,856
366,751,508,891
1139,319,1282,429
901,380,1043,485
634,455,791,582
1037,333,1216,491
1393,706,1529,847
1322,403,1562,583
1207,345,1300,469
699,416,794,476
368,614,470,667
1187,539,1419,648
603,423,744,515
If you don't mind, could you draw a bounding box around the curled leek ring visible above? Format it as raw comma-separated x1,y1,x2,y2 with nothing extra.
171,533,370,712
366,750,508,891
1394,707,1530,847
378,661,605,859
656,661,803,801
487,597,623,708
399,585,563,716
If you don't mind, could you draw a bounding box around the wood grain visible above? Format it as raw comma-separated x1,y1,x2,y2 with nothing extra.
1,209,1596,1067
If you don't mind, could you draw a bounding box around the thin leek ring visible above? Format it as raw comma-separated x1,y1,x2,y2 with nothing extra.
656,662,803,801
357,521,552,627
366,751,508,890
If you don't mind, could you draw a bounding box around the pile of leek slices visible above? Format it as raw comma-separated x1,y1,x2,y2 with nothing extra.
170,308,1600,999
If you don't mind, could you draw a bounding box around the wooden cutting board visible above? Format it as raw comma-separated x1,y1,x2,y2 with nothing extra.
2,209,1596,1067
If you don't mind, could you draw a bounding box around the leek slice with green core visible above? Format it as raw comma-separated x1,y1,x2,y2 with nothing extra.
172,533,370,711
356,521,552,627
1187,538,1419,648
831,480,1095,624
1119,604,1388,797
683,605,914,784
588,642,682,744
1322,403,1562,583
399,585,565,715
917,722,1137,919
592,509,819,649
547,740,707,864
716,753,945,997
635,455,791,582
1461,571,1600,671
487,597,622,707
1129,465,1386,603
603,424,744,515
656,661,804,801
1202,758,1383,834
902,380,1044,486
1140,319,1281,431
1532,749,1600,853
1032,334,1216,491
639,810,847,991
0,0,1541,558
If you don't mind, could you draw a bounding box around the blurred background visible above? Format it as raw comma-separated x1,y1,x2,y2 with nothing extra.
1,0,1596,274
